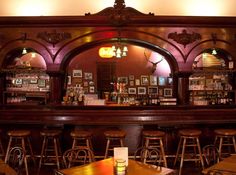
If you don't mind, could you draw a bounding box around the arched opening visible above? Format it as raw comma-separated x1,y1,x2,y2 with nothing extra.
61,39,178,105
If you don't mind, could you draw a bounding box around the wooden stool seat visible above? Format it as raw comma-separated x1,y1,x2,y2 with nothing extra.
214,129,236,136
174,129,204,175
143,130,165,137
104,130,126,159
40,130,62,137
38,129,62,173
104,130,126,138
8,130,31,137
179,129,202,136
214,129,236,157
5,129,35,175
71,130,92,138
142,130,167,167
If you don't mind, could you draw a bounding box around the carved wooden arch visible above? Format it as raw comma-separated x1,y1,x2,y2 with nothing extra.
184,39,234,70
0,39,53,69
53,29,179,73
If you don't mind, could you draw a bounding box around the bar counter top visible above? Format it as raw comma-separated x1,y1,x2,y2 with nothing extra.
1,104,236,125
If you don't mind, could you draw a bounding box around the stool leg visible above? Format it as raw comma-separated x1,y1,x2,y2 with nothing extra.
219,137,223,157
120,138,124,147
179,138,186,175
21,137,29,175
0,138,4,156
104,139,110,159
38,136,46,174
232,136,236,153
4,137,13,163
53,137,60,170
72,138,77,149
196,138,204,169
159,139,167,167
174,137,183,167
27,137,36,165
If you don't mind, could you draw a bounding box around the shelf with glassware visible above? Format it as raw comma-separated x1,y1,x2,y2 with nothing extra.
3,70,50,105
189,71,235,105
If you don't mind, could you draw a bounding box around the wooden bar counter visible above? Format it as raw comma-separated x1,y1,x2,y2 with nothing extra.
1,104,236,157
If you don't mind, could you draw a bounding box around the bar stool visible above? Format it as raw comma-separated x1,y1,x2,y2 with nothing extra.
214,129,236,157
174,129,204,175
142,130,167,167
70,130,93,150
0,129,4,157
38,129,62,173
5,130,35,175
104,130,126,159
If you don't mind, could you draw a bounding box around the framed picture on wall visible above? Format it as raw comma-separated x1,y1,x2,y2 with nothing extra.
89,86,95,93
73,69,82,78
150,75,158,86
84,72,93,80
158,77,166,86
129,75,134,80
135,79,140,86
38,79,46,87
164,88,173,97
117,77,128,84
141,75,149,86
148,86,158,95
67,76,71,85
128,88,136,94
138,87,146,95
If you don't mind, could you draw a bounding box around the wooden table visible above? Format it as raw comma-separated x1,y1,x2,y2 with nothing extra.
0,159,17,175
202,155,236,174
55,158,176,175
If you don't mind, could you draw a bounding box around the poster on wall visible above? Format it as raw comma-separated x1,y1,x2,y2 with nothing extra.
73,69,82,78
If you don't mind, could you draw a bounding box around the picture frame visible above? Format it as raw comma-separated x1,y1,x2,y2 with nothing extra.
148,86,158,95
129,80,134,86
73,69,82,78
67,76,71,85
150,75,158,86
129,75,134,80
89,86,95,93
38,79,46,87
167,77,173,85
164,88,173,97
141,75,149,86
128,87,136,94
158,77,166,86
135,79,140,86
29,79,38,84
138,87,146,95
84,81,88,87
15,78,23,85
117,77,128,84
84,72,93,80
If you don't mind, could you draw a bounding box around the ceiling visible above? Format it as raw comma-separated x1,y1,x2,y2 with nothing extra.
0,0,236,17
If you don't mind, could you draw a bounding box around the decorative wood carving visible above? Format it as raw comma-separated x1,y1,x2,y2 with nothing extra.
85,0,154,26
168,29,201,48
37,30,71,47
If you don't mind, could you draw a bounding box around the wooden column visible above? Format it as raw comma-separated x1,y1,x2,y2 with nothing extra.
0,72,5,105
176,71,192,105
47,71,65,104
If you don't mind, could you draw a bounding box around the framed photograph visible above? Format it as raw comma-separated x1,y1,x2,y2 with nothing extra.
148,86,158,94
128,87,136,94
83,87,88,93
73,69,82,78
141,75,149,86
150,75,158,86
15,78,23,85
84,72,93,80
167,77,173,85
30,79,38,84
117,77,128,84
129,81,134,86
89,86,95,93
84,81,88,87
89,81,94,86
164,88,173,97
129,75,134,80
135,79,140,86
67,76,71,85
38,79,46,87
138,87,146,95
158,77,166,86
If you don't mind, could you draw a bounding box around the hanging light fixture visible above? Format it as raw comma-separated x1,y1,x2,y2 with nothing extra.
112,30,128,58
22,48,27,55
212,48,217,55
